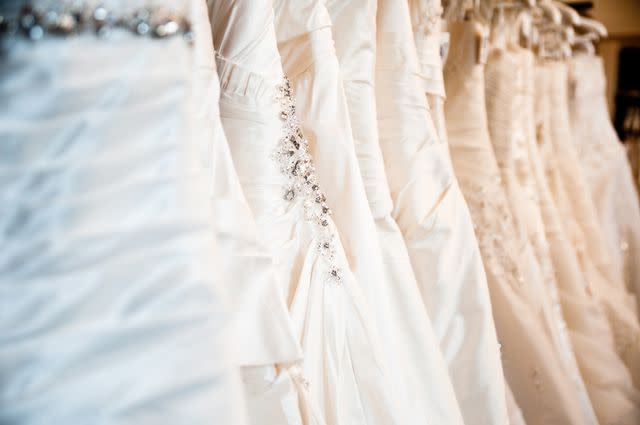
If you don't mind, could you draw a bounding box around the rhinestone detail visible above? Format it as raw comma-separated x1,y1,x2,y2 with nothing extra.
273,77,342,285
0,4,193,41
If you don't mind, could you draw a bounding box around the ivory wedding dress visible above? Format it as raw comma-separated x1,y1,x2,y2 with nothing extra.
484,19,598,425
0,1,247,423
569,54,640,315
533,59,640,425
543,60,640,389
376,5,508,424
327,1,465,423
213,1,399,423
198,3,307,423
444,19,592,425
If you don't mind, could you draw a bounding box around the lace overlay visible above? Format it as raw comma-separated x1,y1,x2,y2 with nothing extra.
459,175,526,289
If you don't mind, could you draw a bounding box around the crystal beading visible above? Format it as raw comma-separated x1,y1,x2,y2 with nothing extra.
274,77,343,285
0,3,192,42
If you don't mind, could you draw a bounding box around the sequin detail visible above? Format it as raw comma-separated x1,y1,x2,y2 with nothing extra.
0,3,193,41
274,77,342,285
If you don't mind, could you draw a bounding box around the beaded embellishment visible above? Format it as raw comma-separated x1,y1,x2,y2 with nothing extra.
273,78,342,285
0,3,192,41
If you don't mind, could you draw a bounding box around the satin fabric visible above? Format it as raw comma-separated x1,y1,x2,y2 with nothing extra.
214,1,398,423
327,1,465,423
569,55,640,317
444,20,591,425
376,6,507,423
484,29,598,424
542,60,640,390
533,59,640,425
0,3,247,423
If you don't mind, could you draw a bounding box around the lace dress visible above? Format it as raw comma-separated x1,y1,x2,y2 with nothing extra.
569,54,640,317
533,59,640,425
0,1,247,423
484,29,598,424
444,19,592,425
327,0,465,423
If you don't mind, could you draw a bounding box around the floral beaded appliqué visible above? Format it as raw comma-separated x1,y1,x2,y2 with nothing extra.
273,77,343,285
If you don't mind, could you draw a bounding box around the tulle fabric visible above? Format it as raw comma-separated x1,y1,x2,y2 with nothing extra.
0,13,247,424
543,61,640,390
532,59,640,425
444,20,592,425
327,0,465,423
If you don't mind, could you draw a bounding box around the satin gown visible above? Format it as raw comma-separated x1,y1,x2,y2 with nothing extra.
0,1,247,423
327,0,465,423
376,5,508,424
484,26,597,425
533,59,640,425
197,2,307,423
444,19,591,425
213,1,398,424
569,54,640,317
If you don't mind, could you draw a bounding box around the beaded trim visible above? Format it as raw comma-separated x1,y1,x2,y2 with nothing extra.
273,78,343,285
0,4,193,41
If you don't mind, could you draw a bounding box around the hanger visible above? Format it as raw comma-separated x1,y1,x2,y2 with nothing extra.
575,16,607,39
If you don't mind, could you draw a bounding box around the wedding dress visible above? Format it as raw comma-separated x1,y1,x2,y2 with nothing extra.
569,54,640,315
0,1,247,423
484,19,598,425
444,18,592,425
213,1,398,423
196,3,308,423
543,59,640,389
376,4,507,424
326,1,466,423
533,59,640,424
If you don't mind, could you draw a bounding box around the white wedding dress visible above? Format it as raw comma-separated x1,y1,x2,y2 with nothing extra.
533,58,640,425
214,1,399,423
444,19,593,425
0,1,247,423
327,0,465,423
569,54,640,316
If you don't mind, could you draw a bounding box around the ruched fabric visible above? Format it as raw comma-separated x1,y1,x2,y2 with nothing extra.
0,14,247,425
